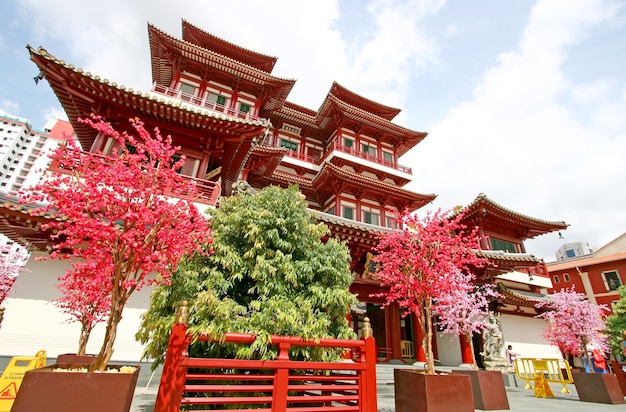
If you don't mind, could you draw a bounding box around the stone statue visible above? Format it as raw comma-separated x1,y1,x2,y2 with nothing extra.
482,313,504,359
481,312,513,372
232,180,257,196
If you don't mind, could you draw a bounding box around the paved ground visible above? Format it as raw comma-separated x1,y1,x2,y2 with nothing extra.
2,357,625,411
129,362,626,412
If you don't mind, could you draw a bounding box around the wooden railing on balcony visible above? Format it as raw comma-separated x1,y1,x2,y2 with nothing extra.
270,142,412,174
154,304,378,412
48,147,221,207
332,143,412,174
151,83,264,122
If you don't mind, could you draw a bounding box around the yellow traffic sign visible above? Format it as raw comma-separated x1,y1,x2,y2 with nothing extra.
0,350,46,412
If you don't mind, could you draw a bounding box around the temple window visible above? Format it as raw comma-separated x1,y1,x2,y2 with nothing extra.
552,275,560,284
326,206,335,215
563,273,570,282
363,211,380,225
207,92,227,107
602,270,622,291
179,82,196,96
343,138,354,148
382,151,394,164
239,102,251,113
490,238,517,253
361,143,376,156
343,205,354,220
280,139,298,151
386,216,398,229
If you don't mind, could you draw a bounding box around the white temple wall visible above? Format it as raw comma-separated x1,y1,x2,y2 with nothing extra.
500,313,562,360
0,251,151,362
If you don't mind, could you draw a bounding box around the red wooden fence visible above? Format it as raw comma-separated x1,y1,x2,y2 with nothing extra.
154,308,377,412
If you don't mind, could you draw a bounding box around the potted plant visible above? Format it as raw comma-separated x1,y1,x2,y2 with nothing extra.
12,115,213,412
535,286,624,404
373,208,490,412
435,281,510,410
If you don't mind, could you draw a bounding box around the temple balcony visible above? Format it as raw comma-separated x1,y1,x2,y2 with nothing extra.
150,83,265,122
329,142,412,175
48,146,221,211
269,141,413,177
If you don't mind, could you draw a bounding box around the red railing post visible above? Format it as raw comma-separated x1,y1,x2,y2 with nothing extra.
360,317,377,412
272,341,291,412
154,303,191,412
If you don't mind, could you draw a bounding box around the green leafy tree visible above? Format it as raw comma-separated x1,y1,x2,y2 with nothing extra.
137,185,357,367
606,285,626,359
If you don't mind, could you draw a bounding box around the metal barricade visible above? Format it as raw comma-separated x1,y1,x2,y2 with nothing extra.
514,358,573,393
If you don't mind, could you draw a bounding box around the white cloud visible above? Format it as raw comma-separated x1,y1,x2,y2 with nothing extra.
41,106,68,123
0,99,21,116
407,0,626,259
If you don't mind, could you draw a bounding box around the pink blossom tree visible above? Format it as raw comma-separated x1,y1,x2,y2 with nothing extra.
0,246,27,302
434,273,500,369
0,245,28,328
373,209,490,374
53,261,111,355
535,286,608,371
21,115,213,371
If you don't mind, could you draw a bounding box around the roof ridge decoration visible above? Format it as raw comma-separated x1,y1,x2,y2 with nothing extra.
181,19,278,73
328,82,402,121
282,101,318,117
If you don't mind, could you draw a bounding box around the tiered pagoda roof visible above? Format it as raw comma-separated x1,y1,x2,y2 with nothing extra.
326,82,402,120
462,193,568,240
27,45,270,196
181,20,278,73
148,24,295,112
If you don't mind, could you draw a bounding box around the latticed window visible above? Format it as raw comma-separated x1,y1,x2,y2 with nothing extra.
207,93,226,106
179,83,195,96
343,206,354,220
364,211,379,225
280,139,297,151
490,238,517,253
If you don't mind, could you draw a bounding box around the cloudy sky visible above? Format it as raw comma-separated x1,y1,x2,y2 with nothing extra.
1,0,625,262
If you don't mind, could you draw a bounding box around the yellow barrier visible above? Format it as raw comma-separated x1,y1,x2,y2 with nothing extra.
0,350,46,412
514,357,573,394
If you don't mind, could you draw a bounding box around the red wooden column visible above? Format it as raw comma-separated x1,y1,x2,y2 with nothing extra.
459,333,473,364
385,303,402,361
413,313,427,362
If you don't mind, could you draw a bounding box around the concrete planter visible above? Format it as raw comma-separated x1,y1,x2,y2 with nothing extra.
11,363,140,412
573,372,625,404
453,369,509,410
395,368,474,412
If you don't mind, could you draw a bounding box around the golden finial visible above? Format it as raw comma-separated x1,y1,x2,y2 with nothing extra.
361,317,373,338
175,300,189,325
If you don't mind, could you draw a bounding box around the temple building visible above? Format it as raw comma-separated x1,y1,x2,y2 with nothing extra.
0,21,567,365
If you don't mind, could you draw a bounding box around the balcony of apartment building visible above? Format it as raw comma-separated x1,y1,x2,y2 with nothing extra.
48,146,221,209
150,83,264,123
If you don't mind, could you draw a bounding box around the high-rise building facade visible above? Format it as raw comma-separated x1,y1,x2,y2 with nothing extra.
0,114,72,195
